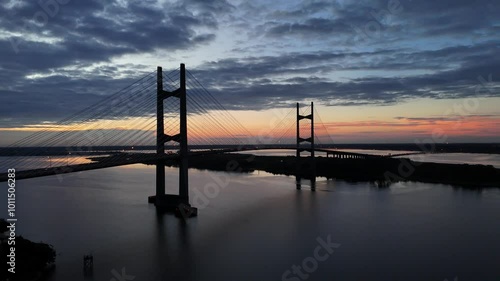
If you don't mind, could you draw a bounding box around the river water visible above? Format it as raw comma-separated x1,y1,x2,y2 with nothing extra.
1,152,500,281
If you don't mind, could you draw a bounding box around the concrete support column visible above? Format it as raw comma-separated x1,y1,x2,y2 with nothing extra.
156,67,165,198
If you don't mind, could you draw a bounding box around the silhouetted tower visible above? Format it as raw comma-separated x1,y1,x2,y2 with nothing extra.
150,64,194,215
296,102,316,190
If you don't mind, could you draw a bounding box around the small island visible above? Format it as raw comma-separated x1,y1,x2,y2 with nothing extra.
156,153,500,188
83,151,500,188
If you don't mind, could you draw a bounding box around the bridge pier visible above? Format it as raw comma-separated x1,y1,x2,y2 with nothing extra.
296,102,316,190
155,160,165,198
295,175,316,190
149,64,197,217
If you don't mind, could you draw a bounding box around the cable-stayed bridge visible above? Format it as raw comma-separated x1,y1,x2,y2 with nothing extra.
0,64,407,214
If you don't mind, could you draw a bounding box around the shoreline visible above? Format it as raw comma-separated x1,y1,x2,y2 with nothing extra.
152,154,500,189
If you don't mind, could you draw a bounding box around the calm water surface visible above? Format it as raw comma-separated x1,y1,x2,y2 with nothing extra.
2,160,500,281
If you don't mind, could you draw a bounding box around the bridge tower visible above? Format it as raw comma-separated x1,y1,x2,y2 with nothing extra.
296,102,316,190
149,64,196,216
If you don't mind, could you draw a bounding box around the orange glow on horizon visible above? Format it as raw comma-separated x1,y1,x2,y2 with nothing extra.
1,114,498,144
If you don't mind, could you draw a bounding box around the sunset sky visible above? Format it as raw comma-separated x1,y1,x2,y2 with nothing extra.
0,0,499,145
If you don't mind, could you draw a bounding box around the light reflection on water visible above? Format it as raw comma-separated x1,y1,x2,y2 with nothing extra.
310,178,434,196
0,156,96,171
0,161,498,281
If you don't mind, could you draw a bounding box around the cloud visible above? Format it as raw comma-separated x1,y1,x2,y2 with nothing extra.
185,41,499,110
0,0,230,126
1,1,217,58
264,17,354,38
319,115,500,141
257,0,498,42
0,0,498,134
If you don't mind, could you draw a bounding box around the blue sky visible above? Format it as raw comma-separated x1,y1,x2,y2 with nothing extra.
0,0,499,144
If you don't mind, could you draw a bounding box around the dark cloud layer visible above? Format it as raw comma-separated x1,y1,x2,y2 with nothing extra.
189,40,499,109
0,0,228,125
0,0,498,127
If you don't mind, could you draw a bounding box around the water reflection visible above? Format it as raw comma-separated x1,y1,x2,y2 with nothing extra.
0,155,96,171
1,162,499,280
153,211,195,280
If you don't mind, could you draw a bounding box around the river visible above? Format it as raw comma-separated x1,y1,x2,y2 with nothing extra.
1,152,500,281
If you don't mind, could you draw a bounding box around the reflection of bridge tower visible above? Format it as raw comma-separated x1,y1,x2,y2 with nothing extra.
149,64,196,216
296,102,316,190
